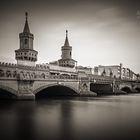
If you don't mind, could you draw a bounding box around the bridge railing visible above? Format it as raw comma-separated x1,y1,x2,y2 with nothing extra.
17,73,79,81
49,75,78,80
0,70,17,79
88,75,119,84
36,64,49,70
0,62,17,67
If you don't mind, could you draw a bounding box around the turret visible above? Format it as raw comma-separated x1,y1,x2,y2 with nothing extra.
15,12,38,66
61,30,72,59
58,30,76,68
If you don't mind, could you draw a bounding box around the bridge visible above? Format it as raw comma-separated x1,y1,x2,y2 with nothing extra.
0,62,140,100
0,12,140,100
0,62,94,99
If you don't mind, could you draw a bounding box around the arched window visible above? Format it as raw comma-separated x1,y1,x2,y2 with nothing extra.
13,71,17,78
83,83,88,92
0,69,4,77
25,39,28,44
41,73,45,79
6,70,11,77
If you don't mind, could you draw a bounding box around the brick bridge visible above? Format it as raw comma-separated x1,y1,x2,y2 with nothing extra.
0,62,140,100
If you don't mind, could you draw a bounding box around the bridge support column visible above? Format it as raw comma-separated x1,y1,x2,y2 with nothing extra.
17,80,35,100
79,80,97,96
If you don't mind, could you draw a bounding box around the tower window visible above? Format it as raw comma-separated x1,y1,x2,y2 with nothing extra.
70,52,71,56
25,39,28,44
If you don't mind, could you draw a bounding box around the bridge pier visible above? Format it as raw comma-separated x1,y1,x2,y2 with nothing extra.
79,80,97,96
17,80,35,100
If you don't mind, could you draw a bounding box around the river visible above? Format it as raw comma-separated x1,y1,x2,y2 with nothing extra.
0,94,140,140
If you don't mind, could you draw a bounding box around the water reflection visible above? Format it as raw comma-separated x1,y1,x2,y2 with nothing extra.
0,94,140,140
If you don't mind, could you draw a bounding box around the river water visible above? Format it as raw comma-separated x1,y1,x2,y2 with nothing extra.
0,94,140,140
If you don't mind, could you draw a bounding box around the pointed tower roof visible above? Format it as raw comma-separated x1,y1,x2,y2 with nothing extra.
23,12,30,33
64,30,70,46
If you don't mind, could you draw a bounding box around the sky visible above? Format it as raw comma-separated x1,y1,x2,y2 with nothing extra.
0,0,140,73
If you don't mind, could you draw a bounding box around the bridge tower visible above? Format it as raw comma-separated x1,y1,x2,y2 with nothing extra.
15,12,38,66
58,30,76,68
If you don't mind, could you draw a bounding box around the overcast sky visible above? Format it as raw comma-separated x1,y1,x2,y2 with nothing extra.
0,0,140,73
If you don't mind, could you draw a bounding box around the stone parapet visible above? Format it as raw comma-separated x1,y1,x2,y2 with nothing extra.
0,62,17,68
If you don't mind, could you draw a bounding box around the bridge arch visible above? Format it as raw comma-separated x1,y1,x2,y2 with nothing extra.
34,83,79,98
135,87,140,92
121,86,131,93
90,83,112,94
0,85,17,99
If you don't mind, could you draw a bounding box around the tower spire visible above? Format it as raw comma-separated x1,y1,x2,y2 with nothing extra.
64,30,69,46
23,12,30,33
58,30,76,68
15,12,38,66
25,12,28,21
66,30,68,37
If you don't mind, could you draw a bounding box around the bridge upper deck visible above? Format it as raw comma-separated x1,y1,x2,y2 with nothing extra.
0,62,139,84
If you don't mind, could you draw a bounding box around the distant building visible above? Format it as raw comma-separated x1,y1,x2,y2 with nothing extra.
121,68,137,80
137,74,140,81
94,64,121,78
132,72,138,81
94,66,99,75
94,63,138,80
76,66,93,77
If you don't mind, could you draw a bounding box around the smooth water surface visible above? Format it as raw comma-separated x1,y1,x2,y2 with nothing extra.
0,94,140,140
